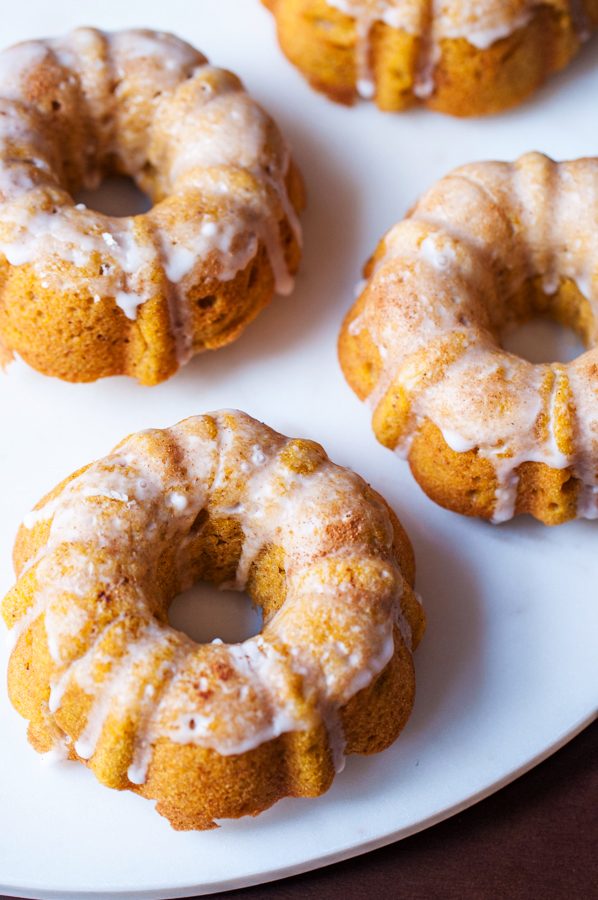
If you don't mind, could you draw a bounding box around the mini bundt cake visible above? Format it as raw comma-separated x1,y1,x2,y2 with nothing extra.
339,152,598,525
2,410,425,830
0,29,304,385
262,0,598,115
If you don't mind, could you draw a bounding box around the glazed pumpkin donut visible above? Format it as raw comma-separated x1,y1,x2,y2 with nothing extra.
2,410,425,830
339,152,598,525
262,0,598,115
0,28,304,384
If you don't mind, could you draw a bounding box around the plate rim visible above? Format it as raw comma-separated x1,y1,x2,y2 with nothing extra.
1,708,596,900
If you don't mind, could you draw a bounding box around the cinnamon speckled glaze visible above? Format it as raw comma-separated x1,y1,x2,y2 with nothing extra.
0,28,304,384
262,0,598,115
339,152,598,525
2,411,425,830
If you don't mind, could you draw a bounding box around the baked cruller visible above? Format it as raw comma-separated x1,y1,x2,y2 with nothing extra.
339,152,598,525
2,410,425,830
0,29,303,384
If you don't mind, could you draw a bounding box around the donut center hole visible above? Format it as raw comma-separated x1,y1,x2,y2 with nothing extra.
502,318,586,364
500,277,593,364
168,582,263,645
73,175,152,217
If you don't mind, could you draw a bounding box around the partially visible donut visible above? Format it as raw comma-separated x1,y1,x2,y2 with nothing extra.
262,0,598,115
2,410,425,830
339,152,598,525
0,29,304,384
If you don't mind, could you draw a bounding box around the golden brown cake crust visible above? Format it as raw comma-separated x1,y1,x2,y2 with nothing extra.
3,411,425,830
0,29,304,384
263,0,598,116
338,152,598,525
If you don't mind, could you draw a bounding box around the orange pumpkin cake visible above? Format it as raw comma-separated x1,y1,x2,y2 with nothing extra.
3,410,425,830
0,29,304,384
262,0,598,115
339,152,598,524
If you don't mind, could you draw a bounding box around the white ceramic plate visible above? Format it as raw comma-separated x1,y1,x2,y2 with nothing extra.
1,2,597,897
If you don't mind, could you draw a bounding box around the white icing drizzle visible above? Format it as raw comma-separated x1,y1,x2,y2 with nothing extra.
351,153,598,522
440,427,476,454
23,495,62,529
5,411,415,778
0,29,301,365
40,743,70,767
324,0,592,101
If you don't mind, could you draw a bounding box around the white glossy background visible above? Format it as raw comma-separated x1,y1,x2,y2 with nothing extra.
0,2,597,897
